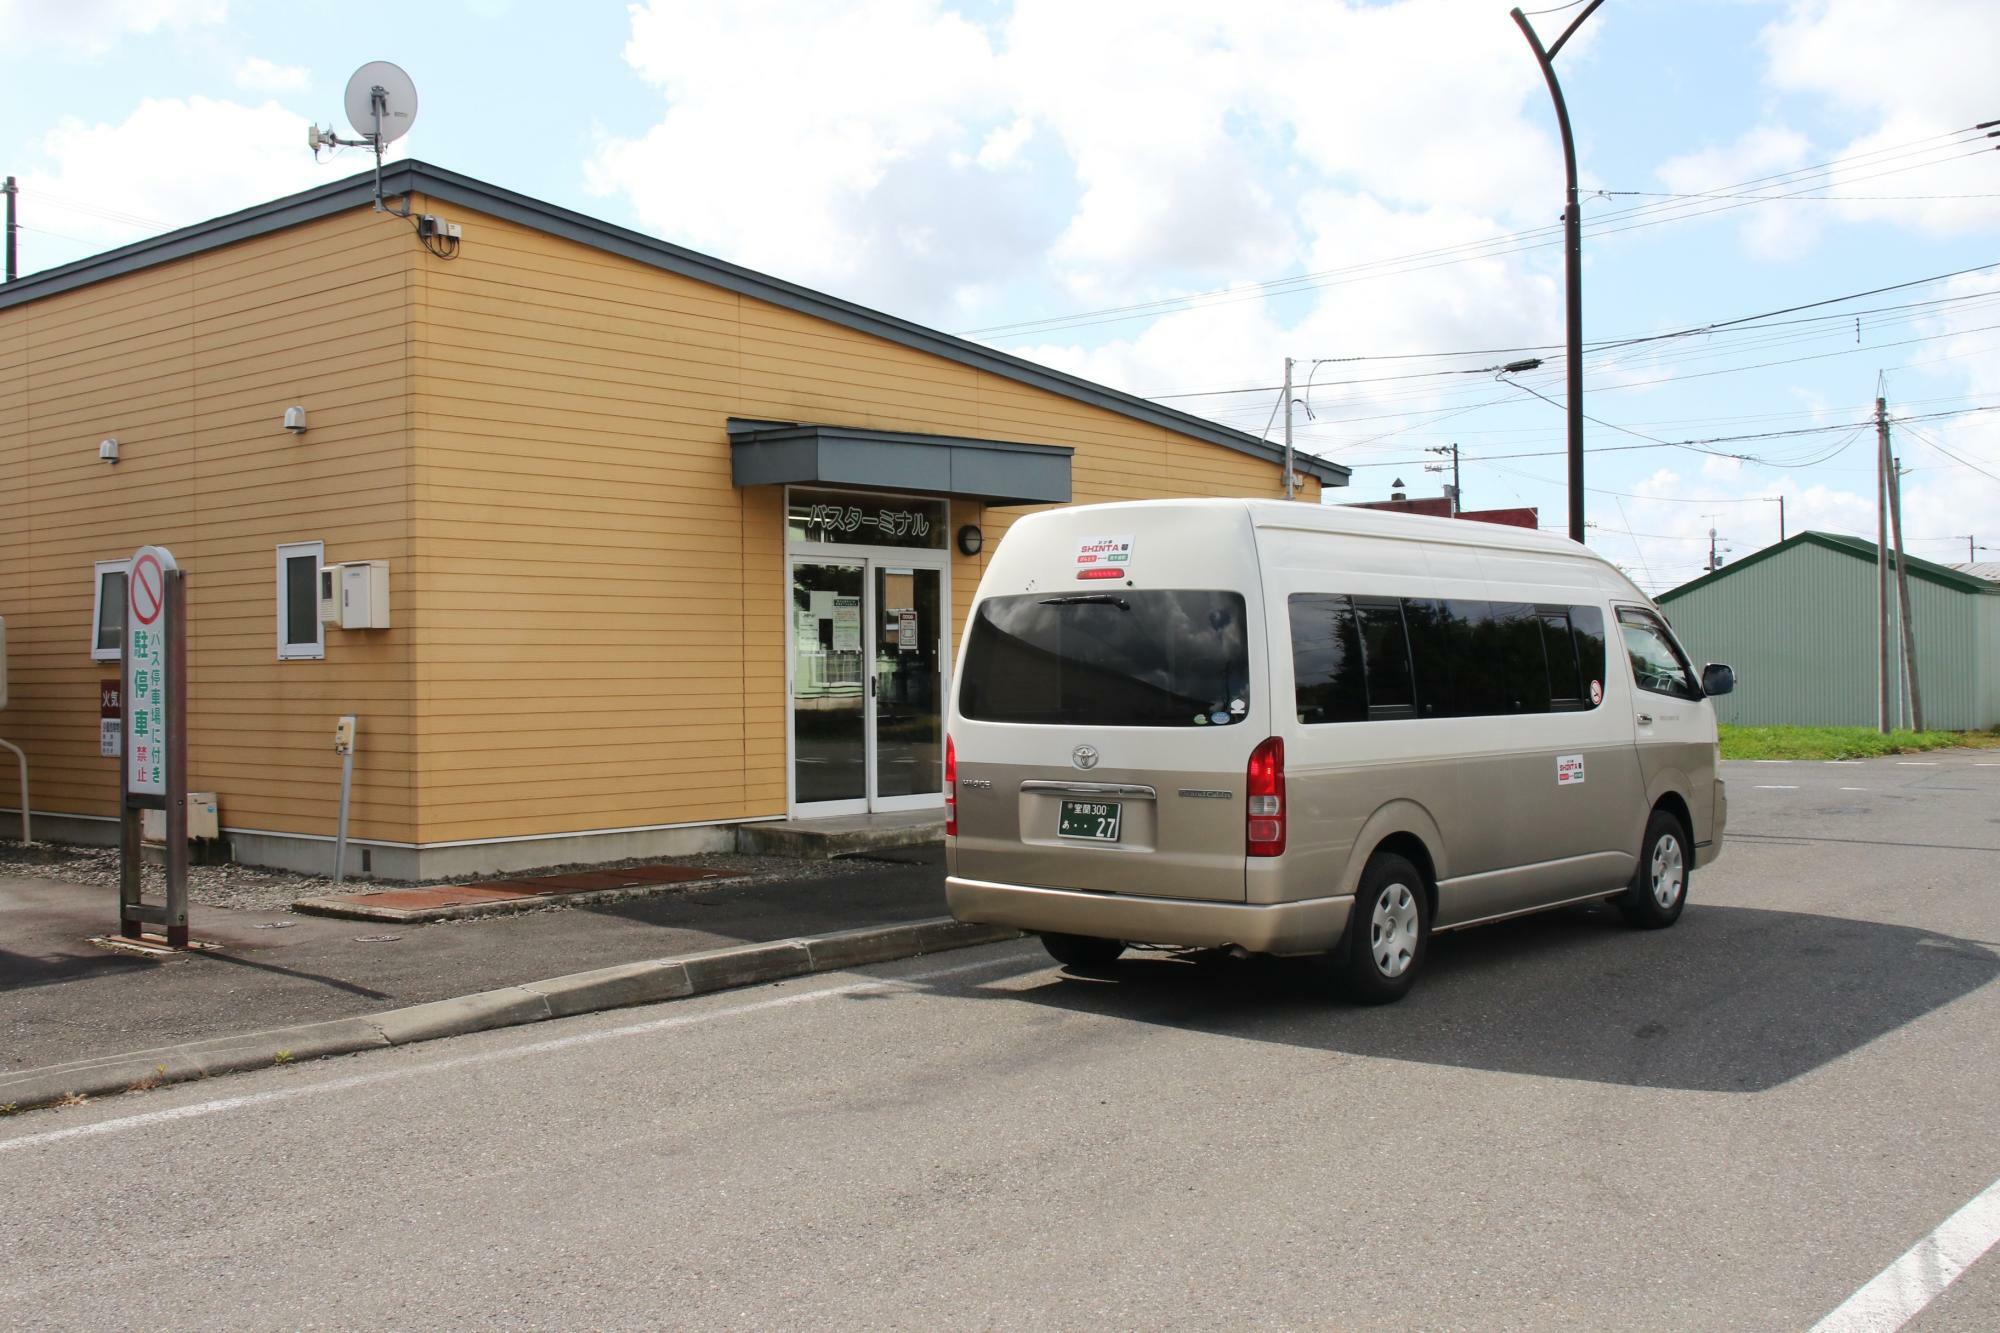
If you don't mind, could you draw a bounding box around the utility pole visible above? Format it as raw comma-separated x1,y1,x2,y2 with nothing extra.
4,175,17,283
1876,395,1893,734
1425,443,1462,514
1512,1,1603,546
1888,455,1924,731
1282,356,1295,500
1773,495,1785,542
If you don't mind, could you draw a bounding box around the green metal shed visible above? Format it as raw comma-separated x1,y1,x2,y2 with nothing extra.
1655,531,2000,730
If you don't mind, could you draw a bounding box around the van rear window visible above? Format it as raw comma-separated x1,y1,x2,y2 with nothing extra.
959,591,1251,728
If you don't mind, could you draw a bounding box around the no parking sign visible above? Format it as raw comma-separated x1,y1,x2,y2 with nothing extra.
125,545,176,796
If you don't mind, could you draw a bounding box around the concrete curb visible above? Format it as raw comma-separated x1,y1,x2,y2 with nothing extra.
0,918,1021,1117
291,875,754,924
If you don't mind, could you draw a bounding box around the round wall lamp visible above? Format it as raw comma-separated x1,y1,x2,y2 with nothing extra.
956,524,984,556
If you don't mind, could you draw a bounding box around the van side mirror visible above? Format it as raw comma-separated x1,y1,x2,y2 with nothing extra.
1701,663,1735,697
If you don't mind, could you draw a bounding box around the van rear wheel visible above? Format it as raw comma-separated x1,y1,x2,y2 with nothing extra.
1335,852,1430,1004
1041,932,1125,970
1618,809,1690,929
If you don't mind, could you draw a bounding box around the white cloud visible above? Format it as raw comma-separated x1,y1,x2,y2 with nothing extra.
0,0,226,53
1657,127,1819,259
587,0,1570,330
20,96,399,271
234,57,310,94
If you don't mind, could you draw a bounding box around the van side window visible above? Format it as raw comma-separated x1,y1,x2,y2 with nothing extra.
1290,595,1612,723
1287,594,1368,723
1354,599,1416,717
1618,608,1699,700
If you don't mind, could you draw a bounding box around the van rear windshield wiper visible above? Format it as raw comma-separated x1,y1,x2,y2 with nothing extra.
1039,594,1129,609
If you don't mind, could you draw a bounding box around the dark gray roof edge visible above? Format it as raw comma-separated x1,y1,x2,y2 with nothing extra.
0,159,1349,487
1657,529,2000,601
726,417,1075,458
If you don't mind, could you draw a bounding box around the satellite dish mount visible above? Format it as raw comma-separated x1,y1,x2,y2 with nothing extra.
308,61,420,217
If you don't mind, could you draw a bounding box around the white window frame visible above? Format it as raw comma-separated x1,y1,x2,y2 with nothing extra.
91,559,131,662
276,541,326,661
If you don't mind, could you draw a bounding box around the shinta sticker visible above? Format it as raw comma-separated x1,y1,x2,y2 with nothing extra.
1556,754,1587,786
1588,679,1603,706
1075,535,1135,567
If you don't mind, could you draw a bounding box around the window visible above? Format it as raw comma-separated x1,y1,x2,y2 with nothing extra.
1289,594,1612,723
959,590,1249,727
1289,594,1367,724
91,560,129,661
1618,609,1698,700
277,542,325,661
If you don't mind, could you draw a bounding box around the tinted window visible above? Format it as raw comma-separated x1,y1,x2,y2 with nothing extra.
1355,600,1415,714
1289,594,1367,724
1290,593,1611,723
96,569,128,654
961,590,1250,727
285,555,320,647
1540,612,1584,704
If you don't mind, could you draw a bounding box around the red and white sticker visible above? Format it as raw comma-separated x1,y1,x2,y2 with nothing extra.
1588,679,1603,706
1556,753,1587,786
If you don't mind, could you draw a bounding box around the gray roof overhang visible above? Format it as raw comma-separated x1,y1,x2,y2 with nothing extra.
728,419,1072,506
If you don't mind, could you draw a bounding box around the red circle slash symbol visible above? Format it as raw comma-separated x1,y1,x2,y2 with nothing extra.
131,553,165,627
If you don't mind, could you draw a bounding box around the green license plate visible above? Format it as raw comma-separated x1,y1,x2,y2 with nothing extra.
1058,800,1122,841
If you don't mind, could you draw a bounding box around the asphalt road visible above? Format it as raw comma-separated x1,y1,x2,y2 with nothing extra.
4,755,1997,1330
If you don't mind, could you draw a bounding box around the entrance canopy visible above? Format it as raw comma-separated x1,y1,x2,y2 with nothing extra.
728,418,1073,506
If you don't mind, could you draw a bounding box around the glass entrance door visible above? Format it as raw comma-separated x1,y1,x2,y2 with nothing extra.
870,565,944,811
790,560,868,814
789,558,946,815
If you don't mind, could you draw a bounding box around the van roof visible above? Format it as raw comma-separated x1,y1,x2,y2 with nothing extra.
1015,497,1647,601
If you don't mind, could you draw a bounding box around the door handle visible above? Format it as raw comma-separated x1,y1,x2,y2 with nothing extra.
1636,713,1654,725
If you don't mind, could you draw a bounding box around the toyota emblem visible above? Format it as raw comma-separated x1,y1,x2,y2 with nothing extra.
1071,745,1100,770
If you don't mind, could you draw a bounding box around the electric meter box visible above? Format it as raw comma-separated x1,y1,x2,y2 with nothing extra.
336,560,390,630
318,567,340,625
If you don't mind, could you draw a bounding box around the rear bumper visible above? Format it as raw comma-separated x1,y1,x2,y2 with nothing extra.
946,876,1353,956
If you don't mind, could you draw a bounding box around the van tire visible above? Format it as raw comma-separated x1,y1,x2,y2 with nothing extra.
1335,852,1430,1004
1041,932,1125,970
1618,809,1690,929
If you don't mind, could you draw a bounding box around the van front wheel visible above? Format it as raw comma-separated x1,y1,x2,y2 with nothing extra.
1335,852,1430,1004
1618,809,1689,929
1041,932,1125,970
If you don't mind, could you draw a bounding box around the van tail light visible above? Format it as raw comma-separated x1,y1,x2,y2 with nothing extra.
1246,736,1285,857
945,734,958,838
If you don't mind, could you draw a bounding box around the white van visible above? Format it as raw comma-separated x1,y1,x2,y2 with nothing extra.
944,499,1732,1002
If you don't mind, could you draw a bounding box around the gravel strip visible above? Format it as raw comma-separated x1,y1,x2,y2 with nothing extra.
0,841,934,915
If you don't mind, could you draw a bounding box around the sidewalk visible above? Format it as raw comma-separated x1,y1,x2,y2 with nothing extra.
1,846,952,1079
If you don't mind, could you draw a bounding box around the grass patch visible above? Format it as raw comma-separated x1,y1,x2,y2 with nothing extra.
1719,725,2000,761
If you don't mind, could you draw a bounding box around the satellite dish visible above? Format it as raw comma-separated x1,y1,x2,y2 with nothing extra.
343,61,418,145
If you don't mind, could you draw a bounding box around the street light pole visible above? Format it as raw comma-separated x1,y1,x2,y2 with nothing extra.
1512,0,1604,546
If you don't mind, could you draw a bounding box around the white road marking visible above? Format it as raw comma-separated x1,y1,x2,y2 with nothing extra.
1753,759,1793,764
1895,762,1940,767
1755,784,1799,790
1839,787,1869,792
1810,1174,2000,1332
0,947,1037,1156
1977,763,1999,768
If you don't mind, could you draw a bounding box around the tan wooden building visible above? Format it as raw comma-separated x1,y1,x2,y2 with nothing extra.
0,161,1347,877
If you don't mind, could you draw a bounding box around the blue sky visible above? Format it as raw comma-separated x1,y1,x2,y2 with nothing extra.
5,0,1997,592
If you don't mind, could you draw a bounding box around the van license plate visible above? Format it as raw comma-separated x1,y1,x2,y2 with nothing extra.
1058,801,1122,841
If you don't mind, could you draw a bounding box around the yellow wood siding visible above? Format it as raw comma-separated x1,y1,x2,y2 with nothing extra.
3,191,1321,859
0,210,416,844
403,198,1314,843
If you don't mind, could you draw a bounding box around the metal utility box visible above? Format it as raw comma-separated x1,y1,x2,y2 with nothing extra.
142,791,219,843
336,560,391,630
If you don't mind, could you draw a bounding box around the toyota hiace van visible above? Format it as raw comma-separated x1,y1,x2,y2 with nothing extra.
944,499,1732,1002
